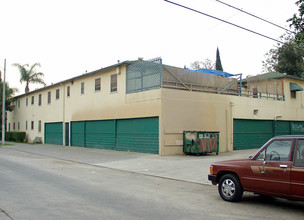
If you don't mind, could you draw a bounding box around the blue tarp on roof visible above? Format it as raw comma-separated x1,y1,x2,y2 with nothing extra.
186,68,234,77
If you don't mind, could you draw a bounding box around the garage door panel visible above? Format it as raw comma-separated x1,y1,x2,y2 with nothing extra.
116,117,159,154
234,119,304,150
275,121,290,136
71,121,85,147
70,117,159,154
291,121,304,135
117,133,159,154
85,133,115,149
233,119,272,150
85,120,115,150
233,133,272,150
45,122,63,145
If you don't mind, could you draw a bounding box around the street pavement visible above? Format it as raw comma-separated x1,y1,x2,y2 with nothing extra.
2,143,259,185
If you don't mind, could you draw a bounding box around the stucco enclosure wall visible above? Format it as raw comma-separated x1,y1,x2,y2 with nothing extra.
161,89,232,155
160,84,304,155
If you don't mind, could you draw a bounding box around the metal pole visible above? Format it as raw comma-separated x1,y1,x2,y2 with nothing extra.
2,59,6,145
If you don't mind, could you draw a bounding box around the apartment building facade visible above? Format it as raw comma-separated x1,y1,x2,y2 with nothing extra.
7,58,304,155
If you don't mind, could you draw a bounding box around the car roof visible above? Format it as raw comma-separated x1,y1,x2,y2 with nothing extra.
272,135,304,139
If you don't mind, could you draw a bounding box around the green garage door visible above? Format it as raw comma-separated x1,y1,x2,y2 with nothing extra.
45,122,63,145
233,119,273,150
85,120,115,150
290,121,304,135
234,119,304,150
274,121,290,136
116,117,159,154
71,120,115,149
70,117,159,154
70,121,85,147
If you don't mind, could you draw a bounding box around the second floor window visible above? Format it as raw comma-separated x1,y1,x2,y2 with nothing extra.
38,94,42,106
48,92,51,104
67,86,70,97
56,89,60,99
26,98,28,106
31,96,34,105
111,74,117,92
95,78,101,92
81,82,85,94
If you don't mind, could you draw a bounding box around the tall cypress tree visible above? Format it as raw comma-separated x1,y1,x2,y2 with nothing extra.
216,47,223,71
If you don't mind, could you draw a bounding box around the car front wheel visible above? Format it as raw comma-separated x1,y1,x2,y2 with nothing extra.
218,174,243,202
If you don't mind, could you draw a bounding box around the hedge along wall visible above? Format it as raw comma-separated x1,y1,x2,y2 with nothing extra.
4,132,26,142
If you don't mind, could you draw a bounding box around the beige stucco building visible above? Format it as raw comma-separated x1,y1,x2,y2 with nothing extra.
7,59,304,155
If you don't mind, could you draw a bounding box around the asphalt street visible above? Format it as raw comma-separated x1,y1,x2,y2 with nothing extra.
1,143,260,185
0,143,303,220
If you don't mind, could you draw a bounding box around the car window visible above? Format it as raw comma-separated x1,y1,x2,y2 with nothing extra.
294,140,304,167
256,149,266,160
255,140,292,161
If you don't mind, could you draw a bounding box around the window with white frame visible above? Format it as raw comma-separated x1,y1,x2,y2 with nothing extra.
38,120,41,132
38,94,42,106
111,74,117,92
81,82,85,94
56,89,60,100
95,78,101,92
67,86,70,97
48,91,51,104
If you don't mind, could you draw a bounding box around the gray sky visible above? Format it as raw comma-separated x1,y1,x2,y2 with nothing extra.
0,0,298,94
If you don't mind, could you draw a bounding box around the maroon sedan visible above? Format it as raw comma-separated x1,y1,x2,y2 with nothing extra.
208,136,304,202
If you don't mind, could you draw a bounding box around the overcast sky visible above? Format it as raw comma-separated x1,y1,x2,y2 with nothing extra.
0,0,298,94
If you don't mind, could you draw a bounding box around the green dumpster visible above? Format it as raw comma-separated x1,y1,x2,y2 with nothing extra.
183,131,219,155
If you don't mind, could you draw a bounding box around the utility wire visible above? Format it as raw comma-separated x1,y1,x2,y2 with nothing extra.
164,0,284,44
215,0,293,33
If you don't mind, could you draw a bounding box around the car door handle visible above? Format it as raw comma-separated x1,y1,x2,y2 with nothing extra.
280,165,288,168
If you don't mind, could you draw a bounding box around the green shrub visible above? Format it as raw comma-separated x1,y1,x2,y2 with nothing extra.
5,132,13,141
5,132,26,142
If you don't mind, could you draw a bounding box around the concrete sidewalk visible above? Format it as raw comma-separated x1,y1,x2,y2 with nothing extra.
2,143,259,185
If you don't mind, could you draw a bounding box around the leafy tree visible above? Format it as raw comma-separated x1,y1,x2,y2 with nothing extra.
12,63,46,93
215,47,223,71
0,70,17,131
190,59,215,70
263,0,304,77
287,0,304,44
263,34,304,78
276,40,304,77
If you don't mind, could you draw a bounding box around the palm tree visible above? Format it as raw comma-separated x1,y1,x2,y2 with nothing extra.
12,63,46,93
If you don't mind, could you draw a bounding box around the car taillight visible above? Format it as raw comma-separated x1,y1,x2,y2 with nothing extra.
210,165,213,174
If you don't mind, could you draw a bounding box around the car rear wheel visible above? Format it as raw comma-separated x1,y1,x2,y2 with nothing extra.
218,174,243,202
